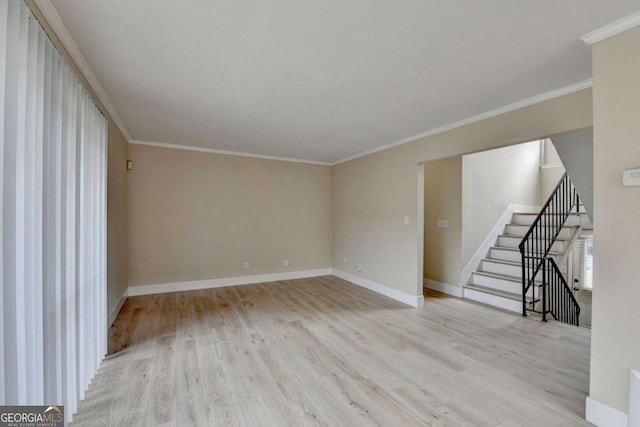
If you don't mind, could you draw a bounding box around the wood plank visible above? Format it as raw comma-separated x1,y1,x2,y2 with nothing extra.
72,276,591,426
175,340,207,427
146,335,176,426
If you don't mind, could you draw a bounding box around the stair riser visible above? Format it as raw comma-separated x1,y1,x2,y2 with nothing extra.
512,214,581,227
497,236,566,252
482,260,521,277
471,274,534,297
496,236,522,248
489,248,521,262
463,288,522,313
481,260,544,279
505,225,573,240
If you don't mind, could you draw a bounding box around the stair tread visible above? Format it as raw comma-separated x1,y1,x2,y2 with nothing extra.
464,284,539,303
483,258,521,266
515,212,581,216
491,245,521,252
498,234,570,242
507,224,578,228
473,270,543,284
491,245,560,256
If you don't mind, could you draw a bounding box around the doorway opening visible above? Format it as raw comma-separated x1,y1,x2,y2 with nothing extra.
418,138,593,327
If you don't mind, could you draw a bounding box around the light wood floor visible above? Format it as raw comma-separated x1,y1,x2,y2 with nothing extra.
72,276,591,426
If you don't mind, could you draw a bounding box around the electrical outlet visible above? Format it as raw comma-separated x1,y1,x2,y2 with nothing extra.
243,261,250,270
283,259,288,266
437,219,448,229
344,257,348,263
357,264,362,272
403,215,409,225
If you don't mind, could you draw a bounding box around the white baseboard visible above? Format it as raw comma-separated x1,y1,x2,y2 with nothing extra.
630,371,640,427
586,396,628,427
423,279,463,298
332,269,424,308
127,268,333,296
127,268,424,309
459,204,540,287
108,289,129,327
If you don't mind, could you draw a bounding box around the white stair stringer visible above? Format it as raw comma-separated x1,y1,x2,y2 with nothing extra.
462,211,581,314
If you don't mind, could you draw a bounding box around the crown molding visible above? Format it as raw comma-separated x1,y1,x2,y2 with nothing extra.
129,140,333,166
23,1,598,167
135,80,591,167
581,11,640,45
333,79,592,165
32,0,132,141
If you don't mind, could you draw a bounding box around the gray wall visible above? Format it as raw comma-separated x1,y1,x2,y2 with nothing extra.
550,128,593,219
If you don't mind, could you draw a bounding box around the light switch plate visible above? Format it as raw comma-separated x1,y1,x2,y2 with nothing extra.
623,168,640,186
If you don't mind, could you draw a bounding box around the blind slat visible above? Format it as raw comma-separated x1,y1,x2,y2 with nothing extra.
1,1,107,420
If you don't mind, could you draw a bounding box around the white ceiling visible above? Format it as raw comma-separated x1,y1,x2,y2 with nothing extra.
49,0,640,164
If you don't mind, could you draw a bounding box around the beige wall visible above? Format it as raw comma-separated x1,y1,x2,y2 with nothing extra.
590,26,640,414
106,123,129,310
540,167,566,205
539,139,566,202
128,145,332,286
333,89,593,297
26,1,130,316
423,157,462,285
461,140,541,267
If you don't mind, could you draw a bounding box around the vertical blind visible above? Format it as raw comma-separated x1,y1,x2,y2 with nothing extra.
1,0,107,420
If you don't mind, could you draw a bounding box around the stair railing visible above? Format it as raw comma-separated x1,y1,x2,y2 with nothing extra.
519,172,580,321
541,257,580,326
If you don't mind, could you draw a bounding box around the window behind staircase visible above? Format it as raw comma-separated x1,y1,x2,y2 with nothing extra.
575,236,594,290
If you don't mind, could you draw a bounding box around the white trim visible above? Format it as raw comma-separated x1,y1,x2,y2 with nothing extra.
417,164,425,297
333,80,592,165
423,279,462,298
129,140,333,166
459,204,540,287
128,268,425,309
107,289,128,327
462,287,522,313
127,268,333,296
630,370,640,427
32,0,132,141
585,396,628,427
332,269,424,308
581,11,640,45
540,163,564,170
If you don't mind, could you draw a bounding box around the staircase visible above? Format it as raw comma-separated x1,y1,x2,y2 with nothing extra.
463,172,585,326
463,212,580,313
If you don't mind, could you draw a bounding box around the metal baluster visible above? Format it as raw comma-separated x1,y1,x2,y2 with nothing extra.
560,280,567,322
542,260,547,321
